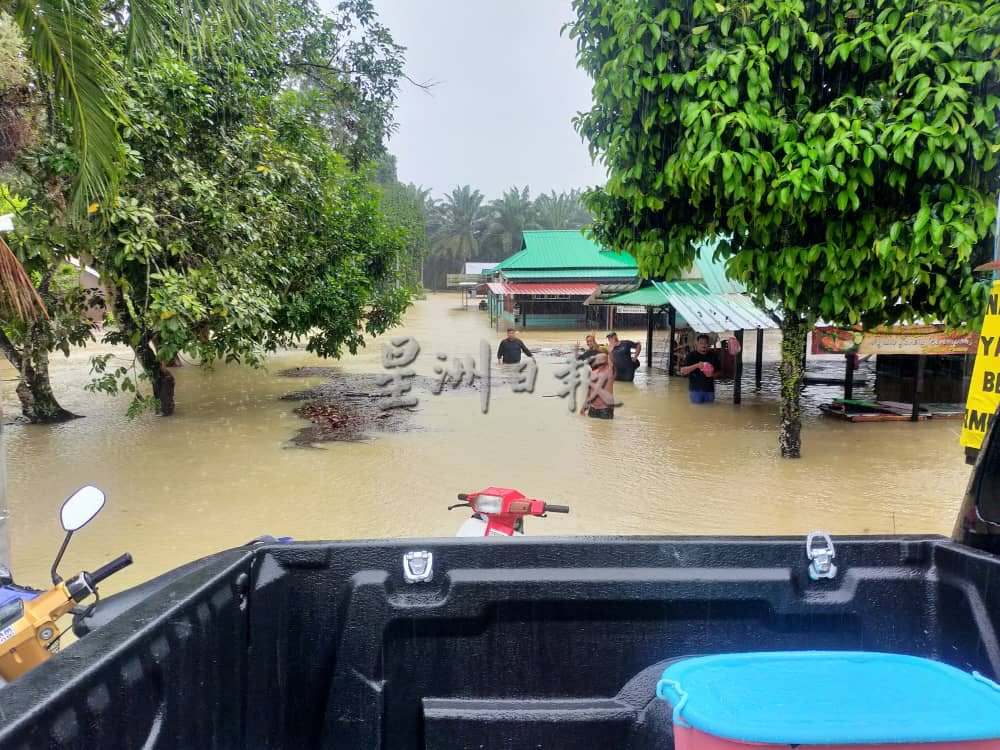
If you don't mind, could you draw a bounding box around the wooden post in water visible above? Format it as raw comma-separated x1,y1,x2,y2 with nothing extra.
911,355,926,421
734,329,744,405
646,308,654,368
755,328,764,389
844,353,854,401
667,307,677,375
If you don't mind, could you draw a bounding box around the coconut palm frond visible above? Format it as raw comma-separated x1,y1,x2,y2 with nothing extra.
13,0,123,217
0,234,46,320
125,0,173,64
126,0,265,64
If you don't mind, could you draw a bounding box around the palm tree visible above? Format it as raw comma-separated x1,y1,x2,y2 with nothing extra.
412,184,439,237
0,235,45,320
534,189,593,230
431,185,487,263
7,0,256,214
483,185,538,259
408,185,437,287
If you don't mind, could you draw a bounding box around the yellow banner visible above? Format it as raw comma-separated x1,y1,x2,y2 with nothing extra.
858,327,978,356
961,281,1000,449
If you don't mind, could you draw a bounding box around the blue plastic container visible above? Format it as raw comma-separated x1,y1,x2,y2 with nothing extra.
656,651,1000,748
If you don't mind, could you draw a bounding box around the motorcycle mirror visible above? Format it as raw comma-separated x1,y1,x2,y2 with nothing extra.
60,486,106,532
52,486,106,584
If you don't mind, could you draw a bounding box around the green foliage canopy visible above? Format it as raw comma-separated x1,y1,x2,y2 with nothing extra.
78,0,409,417
569,0,1000,328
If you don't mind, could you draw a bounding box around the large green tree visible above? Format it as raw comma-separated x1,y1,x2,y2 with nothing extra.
569,0,1000,457
6,0,258,215
282,0,404,167
374,154,431,289
0,0,262,420
86,0,409,416
1,12,103,421
0,167,101,422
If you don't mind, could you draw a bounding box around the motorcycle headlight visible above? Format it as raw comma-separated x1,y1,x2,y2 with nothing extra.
474,494,503,514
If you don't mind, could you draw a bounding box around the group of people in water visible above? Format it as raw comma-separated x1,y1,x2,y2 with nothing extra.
497,327,722,419
570,331,641,419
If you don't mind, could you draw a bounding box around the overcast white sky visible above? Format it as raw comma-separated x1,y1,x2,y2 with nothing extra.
319,0,608,200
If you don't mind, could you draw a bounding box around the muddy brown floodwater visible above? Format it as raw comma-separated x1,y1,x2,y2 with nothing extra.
2,294,972,597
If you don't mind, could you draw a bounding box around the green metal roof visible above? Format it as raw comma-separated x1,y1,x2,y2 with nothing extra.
602,286,670,306
492,230,638,271
603,280,776,332
501,268,638,280
652,280,777,332
691,236,746,294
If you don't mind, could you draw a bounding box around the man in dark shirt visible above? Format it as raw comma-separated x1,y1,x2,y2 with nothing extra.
607,332,641,382
680,333,719,403
497,328,534,365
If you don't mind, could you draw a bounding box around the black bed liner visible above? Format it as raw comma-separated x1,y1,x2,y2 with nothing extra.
1,534,998,749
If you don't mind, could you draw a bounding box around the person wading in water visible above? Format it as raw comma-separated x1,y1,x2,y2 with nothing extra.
497,328,534,380
579,353,618,419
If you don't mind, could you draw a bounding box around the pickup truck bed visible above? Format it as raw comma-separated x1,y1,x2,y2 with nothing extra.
1,535,999,749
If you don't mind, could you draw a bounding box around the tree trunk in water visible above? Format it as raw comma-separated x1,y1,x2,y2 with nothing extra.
0,319,77,423
151,336,183,368
115,296,176,416
778,312,808,459
135,336,176,415
14,316,79,422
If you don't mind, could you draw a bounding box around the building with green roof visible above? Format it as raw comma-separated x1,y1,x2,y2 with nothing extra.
483,230,639,329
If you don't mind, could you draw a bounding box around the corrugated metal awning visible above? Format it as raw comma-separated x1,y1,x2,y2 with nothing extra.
598,286,670,307
486,282,508,294
652,281,777,332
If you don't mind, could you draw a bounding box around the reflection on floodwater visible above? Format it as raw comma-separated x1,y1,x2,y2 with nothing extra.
2,295,971,593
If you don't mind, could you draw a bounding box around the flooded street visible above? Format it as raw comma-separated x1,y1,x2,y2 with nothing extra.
2,294,972,593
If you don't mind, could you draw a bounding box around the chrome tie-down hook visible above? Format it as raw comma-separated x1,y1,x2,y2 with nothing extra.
806,531,837,580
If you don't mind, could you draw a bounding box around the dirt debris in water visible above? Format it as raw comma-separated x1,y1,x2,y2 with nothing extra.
279,366,342,379
280,369,443,446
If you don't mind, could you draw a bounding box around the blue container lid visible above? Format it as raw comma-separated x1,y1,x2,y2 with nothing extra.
656,651,1000,745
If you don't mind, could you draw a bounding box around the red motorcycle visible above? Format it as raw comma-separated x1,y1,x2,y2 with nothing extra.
449,487,569,536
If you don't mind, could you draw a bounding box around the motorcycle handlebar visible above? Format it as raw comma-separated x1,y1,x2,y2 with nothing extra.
544,504,570,514
457,493,469,501
89,553,133,587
